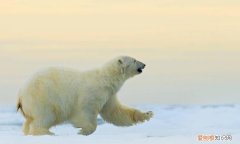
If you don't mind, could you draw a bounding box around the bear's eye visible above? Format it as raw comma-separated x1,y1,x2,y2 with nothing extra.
134,60,136,63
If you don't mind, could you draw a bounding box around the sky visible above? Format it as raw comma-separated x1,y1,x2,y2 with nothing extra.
0,0,240,105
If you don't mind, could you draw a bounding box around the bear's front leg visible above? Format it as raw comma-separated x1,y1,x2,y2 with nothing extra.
100,95,154,126
79,122,97,136
133,110,153,122
70,111,98,136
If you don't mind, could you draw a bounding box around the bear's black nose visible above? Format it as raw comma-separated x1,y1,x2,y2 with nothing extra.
143,64,146,68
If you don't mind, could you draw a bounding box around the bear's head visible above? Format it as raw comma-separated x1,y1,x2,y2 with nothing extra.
116,56,146,78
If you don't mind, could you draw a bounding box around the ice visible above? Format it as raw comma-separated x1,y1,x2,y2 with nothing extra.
0,105,239,144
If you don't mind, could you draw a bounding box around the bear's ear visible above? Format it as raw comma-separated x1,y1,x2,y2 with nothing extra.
118,59,123,64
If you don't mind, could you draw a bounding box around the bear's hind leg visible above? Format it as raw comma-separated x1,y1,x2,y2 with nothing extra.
22,117,33,135
29,126,54,135
29,112,56,135
29,119,55,135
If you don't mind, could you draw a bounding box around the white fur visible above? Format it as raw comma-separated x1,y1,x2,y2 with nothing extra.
17,56,153,135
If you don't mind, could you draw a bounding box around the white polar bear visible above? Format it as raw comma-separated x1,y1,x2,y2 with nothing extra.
17,56,153,136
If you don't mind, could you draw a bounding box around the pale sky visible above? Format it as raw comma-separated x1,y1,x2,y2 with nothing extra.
0,0,240,105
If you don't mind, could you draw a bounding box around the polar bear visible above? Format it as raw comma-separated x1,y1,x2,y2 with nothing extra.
17,56,153,136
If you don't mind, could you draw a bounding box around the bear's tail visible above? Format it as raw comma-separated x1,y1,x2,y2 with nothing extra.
17,97,26,117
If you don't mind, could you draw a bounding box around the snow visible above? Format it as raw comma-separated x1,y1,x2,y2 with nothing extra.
0,105,239,144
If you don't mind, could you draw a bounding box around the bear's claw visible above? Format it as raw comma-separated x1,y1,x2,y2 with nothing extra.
79,127,96,136
145,111,154,120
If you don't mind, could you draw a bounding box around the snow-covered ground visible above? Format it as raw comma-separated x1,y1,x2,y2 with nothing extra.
0,105,239,144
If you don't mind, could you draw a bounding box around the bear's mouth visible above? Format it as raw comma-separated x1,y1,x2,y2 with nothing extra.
137,63,146,73
137,68,143,73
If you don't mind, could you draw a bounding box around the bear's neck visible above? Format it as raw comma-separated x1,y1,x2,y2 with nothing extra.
97,65,127,94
